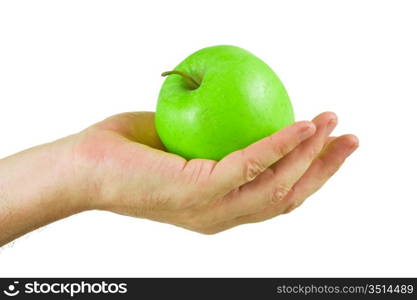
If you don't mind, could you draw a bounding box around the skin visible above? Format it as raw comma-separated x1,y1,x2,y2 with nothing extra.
0,111,358,246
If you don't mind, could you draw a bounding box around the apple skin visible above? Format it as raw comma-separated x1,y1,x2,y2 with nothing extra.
156,45,294,161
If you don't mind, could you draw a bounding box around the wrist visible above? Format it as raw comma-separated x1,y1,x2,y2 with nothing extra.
53,133,97,213
66,128,112,212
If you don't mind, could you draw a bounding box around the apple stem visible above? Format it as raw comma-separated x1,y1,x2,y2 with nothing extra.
161,70,200,90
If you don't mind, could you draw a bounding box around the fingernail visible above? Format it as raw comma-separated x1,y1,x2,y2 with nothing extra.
299,123,315,141
326,117,338,135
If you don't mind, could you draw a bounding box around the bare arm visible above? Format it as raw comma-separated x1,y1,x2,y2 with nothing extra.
0,136,85,245
0,111,358,246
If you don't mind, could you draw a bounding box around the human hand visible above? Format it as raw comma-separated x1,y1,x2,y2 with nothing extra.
72,111,358,234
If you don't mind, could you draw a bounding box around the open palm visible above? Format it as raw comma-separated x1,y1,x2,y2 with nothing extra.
73,111,358,234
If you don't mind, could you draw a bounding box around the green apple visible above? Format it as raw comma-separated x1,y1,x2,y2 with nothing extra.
155,45,294,160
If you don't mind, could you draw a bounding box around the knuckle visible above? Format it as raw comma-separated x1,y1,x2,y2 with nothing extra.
243,156,266,182
270,184,291,205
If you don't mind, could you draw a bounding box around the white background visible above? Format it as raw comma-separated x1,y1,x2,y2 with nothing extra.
0,0,416,277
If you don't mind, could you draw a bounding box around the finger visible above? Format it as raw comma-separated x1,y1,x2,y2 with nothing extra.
96,112,166,150
243,134,357,221
210,112,336,220
324,136,337,148
200,134,358,233
208,120,316,196
269,111,338,186
283,134,359,213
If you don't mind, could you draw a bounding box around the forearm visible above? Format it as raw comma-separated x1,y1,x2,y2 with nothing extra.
0,112,164,246
0,135,87,246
